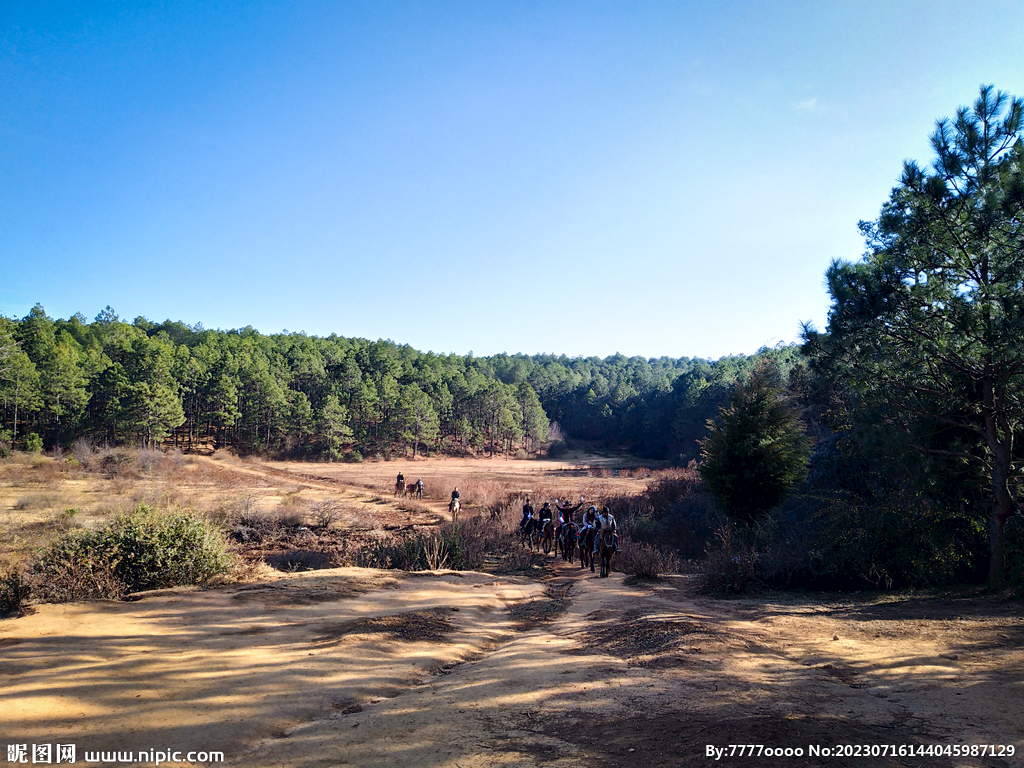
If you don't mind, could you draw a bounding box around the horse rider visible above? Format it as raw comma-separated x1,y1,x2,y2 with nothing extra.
520,498,535,532
537,501,553,530
594,506,620,553
396,472,405,494
578,505,598,538
554,496,582,540
451,486,460,505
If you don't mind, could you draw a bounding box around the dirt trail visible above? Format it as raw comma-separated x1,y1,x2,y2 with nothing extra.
189,454,454,527
3,557,1021,768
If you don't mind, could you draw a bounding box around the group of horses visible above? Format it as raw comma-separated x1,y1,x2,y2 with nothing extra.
393,478,424,500
520,518,615,577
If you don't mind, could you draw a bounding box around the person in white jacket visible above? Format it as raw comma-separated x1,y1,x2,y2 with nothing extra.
593,507,619,553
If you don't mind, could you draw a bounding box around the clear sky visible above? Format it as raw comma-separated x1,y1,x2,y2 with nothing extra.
2,1,1023,359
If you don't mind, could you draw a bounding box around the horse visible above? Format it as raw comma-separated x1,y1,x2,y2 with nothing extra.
394,479,406,497
557,522,577,562
597,527,615,578
520,517,539,550
540,520,555,555
449,497,461,523
578,527,596,572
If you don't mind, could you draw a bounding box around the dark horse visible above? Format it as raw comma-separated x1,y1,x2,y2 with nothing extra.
540,520,555,555
556,522,578,562
578,527,596,572
597,527,615,578
521,518,539,550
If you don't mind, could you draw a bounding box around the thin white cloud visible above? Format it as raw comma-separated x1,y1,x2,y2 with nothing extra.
795,96,818,111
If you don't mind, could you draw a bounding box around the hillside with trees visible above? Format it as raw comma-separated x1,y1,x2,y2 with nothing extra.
0,306,795,463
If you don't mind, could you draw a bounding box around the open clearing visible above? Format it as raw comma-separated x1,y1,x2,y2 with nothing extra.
2,455,1023,767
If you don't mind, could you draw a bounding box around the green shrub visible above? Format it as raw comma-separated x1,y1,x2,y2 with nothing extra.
24,433,43,454
31,506,232,602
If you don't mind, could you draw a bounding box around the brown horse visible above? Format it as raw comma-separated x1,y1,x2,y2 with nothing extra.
540,520,555,555
597,527,615,578
579,527,596,572
556,522,578,562
394,480,406,497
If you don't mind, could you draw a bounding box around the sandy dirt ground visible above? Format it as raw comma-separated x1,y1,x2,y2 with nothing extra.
2,454,1023,767
3,562,1023,768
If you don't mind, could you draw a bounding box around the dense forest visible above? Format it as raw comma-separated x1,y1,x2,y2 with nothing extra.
0,303,798,463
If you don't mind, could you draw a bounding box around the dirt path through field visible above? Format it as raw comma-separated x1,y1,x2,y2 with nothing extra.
3,557,1022,768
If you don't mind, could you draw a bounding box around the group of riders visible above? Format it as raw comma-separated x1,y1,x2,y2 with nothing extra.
519,496,619,556
395,472,619,566
394,473,425,499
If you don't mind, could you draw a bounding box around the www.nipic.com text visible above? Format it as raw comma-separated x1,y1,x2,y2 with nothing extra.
6,744,225,765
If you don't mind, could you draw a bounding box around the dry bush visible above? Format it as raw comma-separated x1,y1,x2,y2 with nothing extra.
615,535,684,580
231,494,266,528
95,448,140,479
270,508,306,528
699,526,761,594
52,507,83,533
310,499,343,529
13,493,54,511
265,550,337,571
71,437,96,468
107,476,136,495
30,556,126,603
0,569,31,615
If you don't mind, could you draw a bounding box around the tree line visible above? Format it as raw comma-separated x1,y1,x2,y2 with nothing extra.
0,306,792,462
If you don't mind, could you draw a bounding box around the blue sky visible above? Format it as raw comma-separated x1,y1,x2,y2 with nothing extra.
2,1,1023,358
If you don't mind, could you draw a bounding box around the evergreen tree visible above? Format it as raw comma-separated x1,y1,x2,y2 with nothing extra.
318,395,352,462
699,363,811,525
804,85,1024,583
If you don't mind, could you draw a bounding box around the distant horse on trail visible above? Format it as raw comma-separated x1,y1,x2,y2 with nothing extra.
449,497,461,523
597,527,615,578
394,479,406,497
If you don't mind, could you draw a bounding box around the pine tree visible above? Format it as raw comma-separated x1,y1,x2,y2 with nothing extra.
699,363,811,525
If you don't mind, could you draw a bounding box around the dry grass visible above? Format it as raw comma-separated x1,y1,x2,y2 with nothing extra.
0,448,674,580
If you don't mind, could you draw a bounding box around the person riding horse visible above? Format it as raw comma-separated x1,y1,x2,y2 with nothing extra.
520,498,535,532
449,487,461,518
550,496,579,542
395,472,405,496
593,506,620,554
577,505,598,540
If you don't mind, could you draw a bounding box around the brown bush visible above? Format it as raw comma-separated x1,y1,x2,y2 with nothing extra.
615,535,684,579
